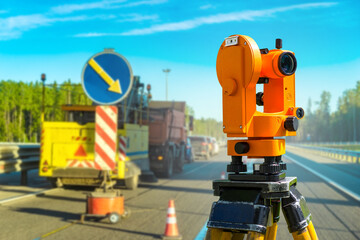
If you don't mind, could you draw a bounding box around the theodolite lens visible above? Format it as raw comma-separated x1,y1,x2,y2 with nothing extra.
279,52,297,75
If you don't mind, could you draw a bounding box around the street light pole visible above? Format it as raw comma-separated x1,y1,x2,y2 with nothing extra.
163,69,171,101
41,73,46,122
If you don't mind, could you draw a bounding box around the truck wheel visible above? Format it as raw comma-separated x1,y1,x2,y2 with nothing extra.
125,175,139,190
164,149,173,178
175,145,185,173
189,151,194,163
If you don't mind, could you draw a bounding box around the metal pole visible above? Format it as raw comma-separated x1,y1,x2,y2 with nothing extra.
353,94,356,142
41,74,46,122
163,69,171,101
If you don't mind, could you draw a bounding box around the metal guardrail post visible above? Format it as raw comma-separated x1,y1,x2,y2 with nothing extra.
21,170,28,186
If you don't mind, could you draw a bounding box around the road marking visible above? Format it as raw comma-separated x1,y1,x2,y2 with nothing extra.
0,188,59,205
194,220,208,240
88,58,122,94
182,163,211,176
33,221,78,240
285,154,360,202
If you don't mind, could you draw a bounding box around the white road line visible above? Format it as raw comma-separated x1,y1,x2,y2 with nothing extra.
194,220,208,240
183,163,211,176
285,154,360,202
0,188,60,205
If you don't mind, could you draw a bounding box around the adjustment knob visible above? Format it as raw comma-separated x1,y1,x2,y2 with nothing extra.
296,107,305,119
234,142,250,154
284,117,299,131
256,92,264,106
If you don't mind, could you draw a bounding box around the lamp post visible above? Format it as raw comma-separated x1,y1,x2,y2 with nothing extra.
163,69,171,101
41,73,46,122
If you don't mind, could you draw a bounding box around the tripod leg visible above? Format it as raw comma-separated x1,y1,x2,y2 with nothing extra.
265,223,277,240
306,221,318,240
282,186,318,240
291,229,311,240
265,199,280,240
247,232,265,240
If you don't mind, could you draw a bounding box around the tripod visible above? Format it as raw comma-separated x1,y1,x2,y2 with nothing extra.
205,156,318,240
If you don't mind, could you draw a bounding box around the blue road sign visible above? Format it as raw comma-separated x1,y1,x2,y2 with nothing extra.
81,49,133,105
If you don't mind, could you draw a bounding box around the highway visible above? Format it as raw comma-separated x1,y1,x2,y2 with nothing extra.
0,147,359,240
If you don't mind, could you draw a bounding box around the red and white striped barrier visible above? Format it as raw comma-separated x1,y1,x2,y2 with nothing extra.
67,159,97,168
94,106,118,170
119,136,126,161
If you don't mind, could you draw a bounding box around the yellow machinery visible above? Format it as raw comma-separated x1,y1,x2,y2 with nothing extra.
39,76,153,189
206,35,318,239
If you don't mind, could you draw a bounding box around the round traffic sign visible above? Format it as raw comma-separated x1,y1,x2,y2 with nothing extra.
81,49,133,105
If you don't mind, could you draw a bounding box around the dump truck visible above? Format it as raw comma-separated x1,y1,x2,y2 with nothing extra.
39,76,154,189
147,101,187,178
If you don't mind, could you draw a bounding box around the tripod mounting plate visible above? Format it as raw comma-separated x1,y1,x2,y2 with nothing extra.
228,172,286,182
213,177,297,199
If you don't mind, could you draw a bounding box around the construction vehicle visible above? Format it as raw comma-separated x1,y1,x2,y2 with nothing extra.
39,76,154,189
39,75,191,188
147,101,187,178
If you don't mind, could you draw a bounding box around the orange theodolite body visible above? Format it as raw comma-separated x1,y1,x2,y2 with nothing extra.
216,35,303,157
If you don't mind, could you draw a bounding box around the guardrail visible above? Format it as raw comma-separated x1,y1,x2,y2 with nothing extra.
0,143,40,185
301,141,360,146
289,144,360,164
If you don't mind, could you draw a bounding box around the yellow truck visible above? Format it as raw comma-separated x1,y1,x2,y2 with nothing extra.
39,76,154,189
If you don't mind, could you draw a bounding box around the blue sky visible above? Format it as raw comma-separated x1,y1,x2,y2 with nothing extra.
0,0,359,121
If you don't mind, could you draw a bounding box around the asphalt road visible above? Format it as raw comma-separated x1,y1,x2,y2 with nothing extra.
0,146,359,240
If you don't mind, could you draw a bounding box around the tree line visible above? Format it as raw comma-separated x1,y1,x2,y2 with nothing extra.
0,80,90,142
0,79,223,142
294,80,360,143
1,79,358,143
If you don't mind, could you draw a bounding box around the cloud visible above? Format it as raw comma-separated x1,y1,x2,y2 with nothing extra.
75,2,337,37
0,14,113,41
199,4,215,10
117,13,159,22
120,2,338,36
52,0,167,14
51,0,126,14
121,0,167,7
75,32,110,37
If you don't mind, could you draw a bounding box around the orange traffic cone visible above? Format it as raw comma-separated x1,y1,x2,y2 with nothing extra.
220,171,226,180
162,200,182,240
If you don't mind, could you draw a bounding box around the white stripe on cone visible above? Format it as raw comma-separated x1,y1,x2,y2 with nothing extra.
167,208,176,214
167,217,177,224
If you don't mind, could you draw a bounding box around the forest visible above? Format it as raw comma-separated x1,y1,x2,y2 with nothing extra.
295,81,360,143
0,79,358,143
